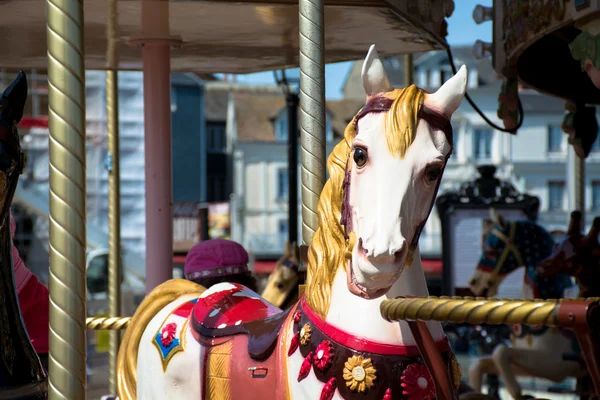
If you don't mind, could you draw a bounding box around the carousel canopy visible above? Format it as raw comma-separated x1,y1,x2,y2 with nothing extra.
492,0,600,104
0,0,453,73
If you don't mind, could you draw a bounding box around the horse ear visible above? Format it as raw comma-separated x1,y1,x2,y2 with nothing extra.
568,210,583,235
283,241,290,256
424,65,468,119
587,217,600,239
361,45,392,100
0,71,27,125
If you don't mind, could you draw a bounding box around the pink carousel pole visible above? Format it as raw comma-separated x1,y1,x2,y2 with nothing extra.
136,0,181,292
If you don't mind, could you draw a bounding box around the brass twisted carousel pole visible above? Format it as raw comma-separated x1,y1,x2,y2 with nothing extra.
299,0,326,254
381,296,600,395
106,0,122,393
380,297,561,326
46,0,87,397
86,317,131,331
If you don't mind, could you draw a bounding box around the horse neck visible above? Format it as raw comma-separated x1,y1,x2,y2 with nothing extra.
513,221,552,268
324,247,445,346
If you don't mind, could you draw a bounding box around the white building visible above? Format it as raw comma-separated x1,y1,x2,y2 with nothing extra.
217,83,361,259
10,69,147,288
226,47,600,266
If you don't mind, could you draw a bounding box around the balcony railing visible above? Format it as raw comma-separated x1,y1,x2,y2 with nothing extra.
173,202,203,251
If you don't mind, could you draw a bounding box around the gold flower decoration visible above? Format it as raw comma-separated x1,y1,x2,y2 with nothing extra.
299,323,312,346
343,355,376,392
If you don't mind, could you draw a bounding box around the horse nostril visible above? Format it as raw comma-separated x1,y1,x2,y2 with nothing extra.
469,279,476,286
276,283,284,289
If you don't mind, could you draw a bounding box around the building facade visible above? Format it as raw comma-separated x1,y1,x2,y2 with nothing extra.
214,84,360,264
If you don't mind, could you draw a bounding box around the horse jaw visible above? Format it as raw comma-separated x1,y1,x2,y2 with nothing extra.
361,44,392,100
327,247,445,346
469,269,500,297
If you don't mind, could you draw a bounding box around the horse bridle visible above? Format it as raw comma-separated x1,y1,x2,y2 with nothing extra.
486,221,524,288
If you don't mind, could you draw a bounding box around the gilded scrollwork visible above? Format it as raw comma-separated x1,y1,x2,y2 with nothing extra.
502,0,571,58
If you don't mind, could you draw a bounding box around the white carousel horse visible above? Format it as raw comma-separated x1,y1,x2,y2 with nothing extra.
467,209,585,400
116,45,468,400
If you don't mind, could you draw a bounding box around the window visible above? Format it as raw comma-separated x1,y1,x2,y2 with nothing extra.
593,182,600,210
278,220,288,236
277,169,289,200
473,129,492,160
547,125,564,153
207,122,226,153
275,112,288,142
548,181,565,211
326,114,333,142
450,128,459,158
207,175,227,202
592,133,600,153
440,68,451,86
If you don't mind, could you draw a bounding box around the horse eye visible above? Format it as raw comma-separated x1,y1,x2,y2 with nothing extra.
425,164,443,183
353,147,368,168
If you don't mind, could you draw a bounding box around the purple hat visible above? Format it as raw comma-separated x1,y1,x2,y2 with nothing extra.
184,238,250,280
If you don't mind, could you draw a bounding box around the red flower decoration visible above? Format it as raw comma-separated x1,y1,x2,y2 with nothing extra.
288,332,300,357
313,340,334,371
401,363,436,400
160,323,177,347
383,388,392,400
297,351,313,382
319,377,337,400
293,310,302,324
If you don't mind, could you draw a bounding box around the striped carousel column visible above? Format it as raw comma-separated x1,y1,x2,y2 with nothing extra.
299,0,326,252
46,0,88,397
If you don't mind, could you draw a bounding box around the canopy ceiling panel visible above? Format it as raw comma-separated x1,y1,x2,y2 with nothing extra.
0,0,452,73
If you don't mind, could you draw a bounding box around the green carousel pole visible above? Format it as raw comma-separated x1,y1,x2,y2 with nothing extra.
46,0,88,397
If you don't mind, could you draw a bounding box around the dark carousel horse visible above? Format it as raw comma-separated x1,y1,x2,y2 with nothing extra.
538,211,600,298
0,72,48,398
537,211,600,400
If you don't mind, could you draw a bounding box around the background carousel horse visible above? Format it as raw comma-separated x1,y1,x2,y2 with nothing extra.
116,45,469,400
0,71,48,396
467,209,584,400
261,241,302,310
537,211,600,298
536,212,599,400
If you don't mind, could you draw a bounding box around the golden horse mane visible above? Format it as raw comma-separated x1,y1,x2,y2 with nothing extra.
304,85,425,318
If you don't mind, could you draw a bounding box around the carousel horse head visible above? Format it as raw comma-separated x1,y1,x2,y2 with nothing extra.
261,241,301,308
306,45,467,316
538,213,600,298
469,208,572,298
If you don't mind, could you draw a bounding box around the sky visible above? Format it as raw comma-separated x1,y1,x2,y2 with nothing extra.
217,0,493,100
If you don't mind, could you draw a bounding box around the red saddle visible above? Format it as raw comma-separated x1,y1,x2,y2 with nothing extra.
191,282,290,360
